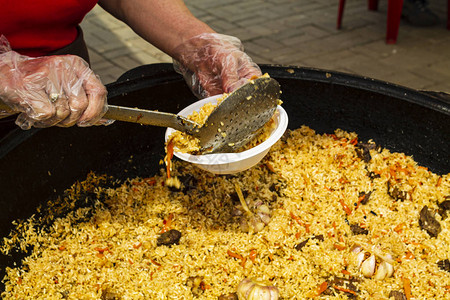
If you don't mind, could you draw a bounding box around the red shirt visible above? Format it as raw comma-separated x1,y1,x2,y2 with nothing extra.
0,0,98,57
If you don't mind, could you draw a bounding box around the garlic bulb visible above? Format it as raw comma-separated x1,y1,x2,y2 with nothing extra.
352,246,394,280
237,278,279,300
234,184,272,233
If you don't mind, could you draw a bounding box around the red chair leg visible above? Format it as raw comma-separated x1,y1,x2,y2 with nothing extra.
337,0,346,29
368,0,379,11
386,0,404,44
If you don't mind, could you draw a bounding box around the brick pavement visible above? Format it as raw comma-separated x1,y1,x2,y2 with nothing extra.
81,0,450,93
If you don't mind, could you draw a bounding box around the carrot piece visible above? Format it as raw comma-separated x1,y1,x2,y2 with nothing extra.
403,278,412,300
249,249,257,263
355,194,366,210
144,177,157,186
341,269,351,275
265,162,276,173
160,213,173,233
240,257,247,268
227,249,247,268
332,221,337,231
290,212,310,232
329,134,338,140
394,222,406,233
165,139,174,179
150,258,161,267
316,281,328,296
333,285,357,295
200,281,211,290
131,180,146,186
405,251,415,259
334,243,346,251
436,176,442,187
227,250,244,260
389,167,397,180
94,247,109,254
339,199,352,216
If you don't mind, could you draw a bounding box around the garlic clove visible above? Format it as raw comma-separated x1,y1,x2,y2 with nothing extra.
257,212,271,225
356,251,365,268
257,204,271,215
373,261,388,280
252,220,265,233
384,261,394,278
361,254,376,277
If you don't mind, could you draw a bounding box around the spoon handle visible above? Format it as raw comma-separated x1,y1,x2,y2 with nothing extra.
0,98,199,134
105,105,198,134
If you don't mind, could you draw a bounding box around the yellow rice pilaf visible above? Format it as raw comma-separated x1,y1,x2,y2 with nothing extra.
2,125,449,299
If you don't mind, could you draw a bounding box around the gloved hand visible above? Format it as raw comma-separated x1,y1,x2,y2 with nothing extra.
172,33,262,99
0,35,108,130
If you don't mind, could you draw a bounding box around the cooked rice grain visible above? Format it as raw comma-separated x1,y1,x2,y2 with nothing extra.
2,126,449,299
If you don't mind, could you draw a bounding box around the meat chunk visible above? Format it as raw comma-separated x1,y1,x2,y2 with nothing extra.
187,276,205,297
419,206,441,238
322,276,359,299
438,198,450,219
387,181,409,201
358,191,372,205
295,235,324,251
437,259,450,272
355,142,378,163
101,289,120,300
218,293,238,300
350,223,369,235
157,229,182,246
389,290,407,300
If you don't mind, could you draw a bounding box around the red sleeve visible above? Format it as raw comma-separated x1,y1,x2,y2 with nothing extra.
0,0,98,57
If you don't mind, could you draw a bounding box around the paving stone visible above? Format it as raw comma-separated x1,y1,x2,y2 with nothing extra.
95,65,126,84
80,1,450,93
131,51,172,65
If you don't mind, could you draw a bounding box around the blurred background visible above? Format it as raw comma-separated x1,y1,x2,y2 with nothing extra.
81,0,450,93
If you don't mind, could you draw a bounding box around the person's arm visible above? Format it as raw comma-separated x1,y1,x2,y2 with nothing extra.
98,0,215,58
99,0,262,98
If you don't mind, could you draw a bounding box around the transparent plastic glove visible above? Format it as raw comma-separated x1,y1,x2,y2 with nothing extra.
0,35,109,130
173,33,262,99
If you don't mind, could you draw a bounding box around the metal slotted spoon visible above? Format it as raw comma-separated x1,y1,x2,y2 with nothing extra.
0,77,281,154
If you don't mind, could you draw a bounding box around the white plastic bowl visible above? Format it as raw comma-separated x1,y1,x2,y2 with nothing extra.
165,94,288,174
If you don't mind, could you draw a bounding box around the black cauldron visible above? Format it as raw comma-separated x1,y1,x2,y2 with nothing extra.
1,64,449,287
